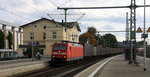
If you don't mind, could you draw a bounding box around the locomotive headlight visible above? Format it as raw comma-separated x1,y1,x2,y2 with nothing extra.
53,56,55,57
63,56,66,58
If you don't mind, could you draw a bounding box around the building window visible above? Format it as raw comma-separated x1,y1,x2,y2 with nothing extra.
68,33,70,39
35,25,36,28
40,49,44,55
52,32,57,39
43,32,46,39
43,26,46,29
30,32,34,40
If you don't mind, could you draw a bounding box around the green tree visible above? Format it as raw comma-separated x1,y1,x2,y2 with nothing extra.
136,41,144,47
98,33,118,48
95,33,101,45
0,30,4,49
25,45,40,58
8,31,13,49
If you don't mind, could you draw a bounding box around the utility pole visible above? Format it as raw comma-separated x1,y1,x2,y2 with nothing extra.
64,9,68,40
31,24,34,60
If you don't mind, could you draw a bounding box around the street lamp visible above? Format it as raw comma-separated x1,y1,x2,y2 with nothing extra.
31,24,34,61
143,0,146,71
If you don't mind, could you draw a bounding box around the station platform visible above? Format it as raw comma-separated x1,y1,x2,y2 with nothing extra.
0,58,50,76
0,58,50,66
74,54,150,77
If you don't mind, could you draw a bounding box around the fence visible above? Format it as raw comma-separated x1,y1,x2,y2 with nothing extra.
0,49,17,60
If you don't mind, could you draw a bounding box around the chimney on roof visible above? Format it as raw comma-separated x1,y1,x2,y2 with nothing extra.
62,20,64,23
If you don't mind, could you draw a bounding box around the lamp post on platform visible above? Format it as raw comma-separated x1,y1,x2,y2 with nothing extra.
31,24,34,61
143,0,147,71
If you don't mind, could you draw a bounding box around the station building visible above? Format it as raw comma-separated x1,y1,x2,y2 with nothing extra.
0,21,22,59
18,18,81,57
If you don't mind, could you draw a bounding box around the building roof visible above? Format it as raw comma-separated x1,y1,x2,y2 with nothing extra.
20,18,81,31
20,18,55,27
59,22,81,32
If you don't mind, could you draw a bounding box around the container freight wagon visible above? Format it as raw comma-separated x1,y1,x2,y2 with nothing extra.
95,47,124,56
83,43,95,59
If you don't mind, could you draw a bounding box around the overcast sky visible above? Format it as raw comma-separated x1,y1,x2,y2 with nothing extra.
0,0,150,42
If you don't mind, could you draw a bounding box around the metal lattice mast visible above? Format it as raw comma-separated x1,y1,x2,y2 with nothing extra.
126,12,129,41
130,0,136,41
129,0,137,63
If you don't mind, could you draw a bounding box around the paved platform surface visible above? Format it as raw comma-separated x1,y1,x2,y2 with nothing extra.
98,55,150,77
0,58,50,69
0,58,50,76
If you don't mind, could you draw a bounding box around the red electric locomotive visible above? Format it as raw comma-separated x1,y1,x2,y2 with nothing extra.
51,41,83,65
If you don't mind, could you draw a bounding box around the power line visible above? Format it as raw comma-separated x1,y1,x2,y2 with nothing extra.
47,13,84,15
0,9,31,22
59,0,72,7
48,0,58,7
70,0,84,13
15,0,59,23
47,0,78,21
69,0,86,22
17,0,47,17
98,31,127,32
0,0,41,24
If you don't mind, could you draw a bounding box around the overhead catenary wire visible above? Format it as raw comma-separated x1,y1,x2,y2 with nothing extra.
17,0,47,17
47,13,85,15
48,0,71,7
47,14,62,26
17,0,64,24
0,0,57,27
48,0,58,7
18,0,59,18
59,0,72,7
17,0,63,22
69,0,86,24
69,13,85,27
0,0,45,26
0,9,31,22
47,0,82,21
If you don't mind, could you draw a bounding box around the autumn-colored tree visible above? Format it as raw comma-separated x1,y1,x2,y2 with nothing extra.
87,27,96,34
79,27,97,46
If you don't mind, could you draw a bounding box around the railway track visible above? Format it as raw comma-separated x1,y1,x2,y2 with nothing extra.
13,56,113,77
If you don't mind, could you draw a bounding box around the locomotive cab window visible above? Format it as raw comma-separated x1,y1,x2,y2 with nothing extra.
53,45,67,50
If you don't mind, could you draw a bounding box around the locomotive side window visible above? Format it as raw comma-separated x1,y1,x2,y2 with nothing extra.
53,45,67,50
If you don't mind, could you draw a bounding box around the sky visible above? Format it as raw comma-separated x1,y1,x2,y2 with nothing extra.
0,0,150,42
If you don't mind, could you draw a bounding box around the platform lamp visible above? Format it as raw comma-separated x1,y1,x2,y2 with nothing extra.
143,0,147,71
